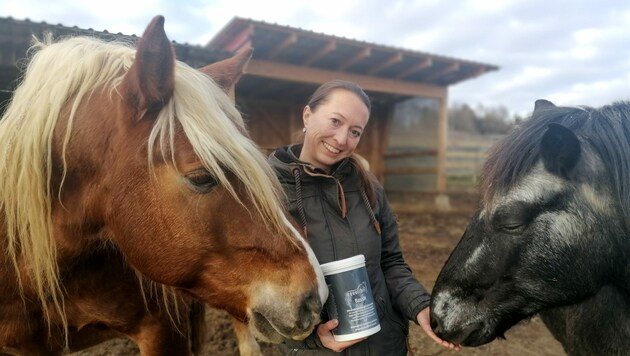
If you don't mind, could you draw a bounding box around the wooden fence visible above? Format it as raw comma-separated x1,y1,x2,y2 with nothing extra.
383,133,503,190
446,133,502,187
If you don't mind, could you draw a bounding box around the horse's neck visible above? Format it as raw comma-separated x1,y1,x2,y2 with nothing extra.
49,163,109,263
541,285,630,356
53,221,111,268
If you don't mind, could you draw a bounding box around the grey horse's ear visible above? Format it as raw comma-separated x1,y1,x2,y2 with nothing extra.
540,123,581,177
534,99,556,113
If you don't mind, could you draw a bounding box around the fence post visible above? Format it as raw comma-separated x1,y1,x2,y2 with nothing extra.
435,96,450,211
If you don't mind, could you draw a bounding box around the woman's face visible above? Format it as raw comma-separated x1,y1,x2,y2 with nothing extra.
300,89,370,171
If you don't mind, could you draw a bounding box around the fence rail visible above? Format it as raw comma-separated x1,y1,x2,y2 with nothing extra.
384,133,502,188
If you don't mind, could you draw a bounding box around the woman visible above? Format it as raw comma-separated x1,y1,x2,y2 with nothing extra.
268,80,459,354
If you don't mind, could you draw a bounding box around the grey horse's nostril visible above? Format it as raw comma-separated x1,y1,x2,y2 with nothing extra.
298,291,321,330
431,315,443,336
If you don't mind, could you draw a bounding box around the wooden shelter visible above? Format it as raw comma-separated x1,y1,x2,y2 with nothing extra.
207,18,497,202
0,16,498,202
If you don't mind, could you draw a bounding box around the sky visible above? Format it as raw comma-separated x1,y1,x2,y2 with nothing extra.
4,0,630,118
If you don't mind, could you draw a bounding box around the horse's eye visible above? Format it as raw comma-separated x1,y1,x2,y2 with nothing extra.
186,169,218,192
494,202,534,233
501,223,524,232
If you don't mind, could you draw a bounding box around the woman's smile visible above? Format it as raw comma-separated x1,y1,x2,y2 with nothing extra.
323,141,341,154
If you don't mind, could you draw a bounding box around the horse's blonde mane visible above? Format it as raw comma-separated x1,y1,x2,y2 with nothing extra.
0,35,136,339
148,60,290,240
0,34,289,344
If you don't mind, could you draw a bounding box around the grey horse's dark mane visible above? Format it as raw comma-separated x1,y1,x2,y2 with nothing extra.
480,100,630,218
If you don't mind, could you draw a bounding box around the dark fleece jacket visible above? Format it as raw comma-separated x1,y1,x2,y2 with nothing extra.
269,144,430,356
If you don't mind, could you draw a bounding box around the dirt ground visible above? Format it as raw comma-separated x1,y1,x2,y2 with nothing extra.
73,192,565,356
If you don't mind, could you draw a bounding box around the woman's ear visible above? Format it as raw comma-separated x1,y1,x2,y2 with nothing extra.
303,105,311,127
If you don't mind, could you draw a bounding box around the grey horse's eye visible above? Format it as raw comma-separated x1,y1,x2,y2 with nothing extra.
493,202,534,233
501,222,525,232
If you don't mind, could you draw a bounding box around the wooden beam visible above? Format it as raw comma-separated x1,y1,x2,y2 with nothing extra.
304,40,336,66
338,47,371,71
384,167,438,175
448,66,489,84
266,33,298,59
224,24,254,52
396,58,432,79
246,59,447,98
367,52,403,75
232,40,252,55
384,150,437,158
424,63,460,82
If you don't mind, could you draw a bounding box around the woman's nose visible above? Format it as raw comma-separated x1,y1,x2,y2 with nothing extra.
334,129,348,146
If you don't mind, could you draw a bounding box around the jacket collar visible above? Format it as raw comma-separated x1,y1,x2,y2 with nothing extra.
270,144,351,178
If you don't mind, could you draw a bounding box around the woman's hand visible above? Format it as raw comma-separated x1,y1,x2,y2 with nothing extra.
417,307,461,351
317,319,366,352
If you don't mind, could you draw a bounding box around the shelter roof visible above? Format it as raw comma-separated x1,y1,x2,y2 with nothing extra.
0,17,230,91
1,16,499,105
207,17,498,96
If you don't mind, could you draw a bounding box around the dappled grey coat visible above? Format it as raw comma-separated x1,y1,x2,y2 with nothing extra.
269,144,430,356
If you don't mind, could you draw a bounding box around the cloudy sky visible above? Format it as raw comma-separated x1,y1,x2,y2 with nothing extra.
4,0,630,117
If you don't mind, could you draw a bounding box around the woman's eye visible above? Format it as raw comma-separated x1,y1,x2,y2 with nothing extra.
351,130,362,138
186,170,218,192
330,118,340,126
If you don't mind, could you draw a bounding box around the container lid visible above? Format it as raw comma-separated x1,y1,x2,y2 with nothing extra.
320,254,366,276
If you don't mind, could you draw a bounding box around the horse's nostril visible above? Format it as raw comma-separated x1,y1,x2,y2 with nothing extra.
431,316,443,335
298,291,321,330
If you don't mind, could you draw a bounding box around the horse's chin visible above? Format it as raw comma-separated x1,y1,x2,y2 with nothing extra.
447,315,522,347
437,320,497,347
249,311,314,343
458,325,498,347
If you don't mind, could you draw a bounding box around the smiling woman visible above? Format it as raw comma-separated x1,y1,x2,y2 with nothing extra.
267,80,459,355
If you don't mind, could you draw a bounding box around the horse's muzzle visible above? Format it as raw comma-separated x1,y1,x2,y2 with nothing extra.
250,289,322,343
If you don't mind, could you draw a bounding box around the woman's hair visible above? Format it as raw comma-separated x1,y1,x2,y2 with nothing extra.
349,153,378,208
307,80,371,113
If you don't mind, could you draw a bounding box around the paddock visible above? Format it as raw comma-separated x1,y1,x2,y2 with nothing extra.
0,15,565,356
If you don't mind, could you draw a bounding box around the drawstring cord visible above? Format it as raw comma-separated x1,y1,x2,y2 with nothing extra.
360,189,382,235
292,165,381,237
292,168,308,237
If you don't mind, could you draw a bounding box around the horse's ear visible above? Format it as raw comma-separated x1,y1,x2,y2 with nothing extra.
120,16,175,116
540,123,581,177
199,48,253,94
534,99,556,113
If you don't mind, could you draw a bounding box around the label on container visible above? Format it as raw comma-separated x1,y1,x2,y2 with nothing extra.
324,266,380,340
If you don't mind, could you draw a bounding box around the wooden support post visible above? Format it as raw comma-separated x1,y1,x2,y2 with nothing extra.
378,105,394,184
435,95,451,211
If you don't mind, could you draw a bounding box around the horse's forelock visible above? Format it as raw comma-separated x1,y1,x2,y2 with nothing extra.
480,102,630,224
149,63,295,244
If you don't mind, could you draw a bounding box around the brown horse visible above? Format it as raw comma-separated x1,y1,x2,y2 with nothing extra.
0,16,327,355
